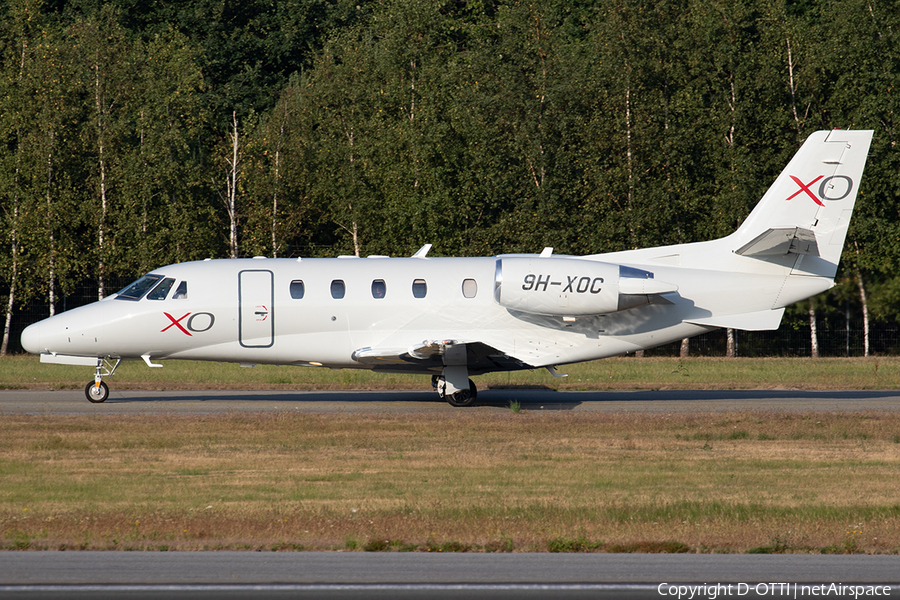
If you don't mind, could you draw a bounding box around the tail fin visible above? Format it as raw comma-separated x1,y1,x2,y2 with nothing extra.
731,129,873,279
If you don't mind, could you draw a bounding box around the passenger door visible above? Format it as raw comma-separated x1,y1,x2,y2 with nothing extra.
238,270,274,348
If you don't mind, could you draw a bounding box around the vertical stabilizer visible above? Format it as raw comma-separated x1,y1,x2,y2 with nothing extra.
731,129,873,279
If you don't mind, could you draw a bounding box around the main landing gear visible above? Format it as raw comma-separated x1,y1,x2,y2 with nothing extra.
84,358,120,403
430,343,479,407
432,369,478,407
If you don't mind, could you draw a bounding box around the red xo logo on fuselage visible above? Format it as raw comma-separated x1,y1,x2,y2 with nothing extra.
161,312,215,336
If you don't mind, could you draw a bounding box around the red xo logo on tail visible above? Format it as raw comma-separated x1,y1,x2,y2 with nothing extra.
786,175,854,206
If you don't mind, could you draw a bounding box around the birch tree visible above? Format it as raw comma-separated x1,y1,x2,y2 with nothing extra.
4,6,83,320
305,35,379,256
0,0,35,353
116,26,210,271
68,7,135,299
221,110,243,259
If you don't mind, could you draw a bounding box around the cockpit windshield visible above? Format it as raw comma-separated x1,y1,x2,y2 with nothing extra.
115,274,163,301
147,278,176,300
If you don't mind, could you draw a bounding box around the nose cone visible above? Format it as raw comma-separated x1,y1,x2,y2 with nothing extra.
20,320,46,355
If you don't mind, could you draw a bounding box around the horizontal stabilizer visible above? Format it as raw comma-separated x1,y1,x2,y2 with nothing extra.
735,228,819,257
685,308,785,331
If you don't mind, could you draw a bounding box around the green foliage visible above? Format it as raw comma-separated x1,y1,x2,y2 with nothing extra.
748,537,790,554
362,538,390,552
1,0,900,345
547,536,602,552
425,539,472,553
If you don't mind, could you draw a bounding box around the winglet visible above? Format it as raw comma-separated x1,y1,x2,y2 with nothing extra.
412,244,432,258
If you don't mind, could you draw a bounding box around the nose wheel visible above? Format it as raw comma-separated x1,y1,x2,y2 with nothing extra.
85,381,109,403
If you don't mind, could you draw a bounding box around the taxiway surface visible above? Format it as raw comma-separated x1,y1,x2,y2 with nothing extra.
2,387,900,415
1,552,899,600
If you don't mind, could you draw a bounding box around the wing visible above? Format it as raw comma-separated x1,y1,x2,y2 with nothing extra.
351,340,531,375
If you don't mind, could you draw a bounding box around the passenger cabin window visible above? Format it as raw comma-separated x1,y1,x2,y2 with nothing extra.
172,281,188,299
331,280,345,299
147,277,176,301
115,274,162,301
412,279,427,299
371,280,386,299
462,279,477,298
290,280,305,299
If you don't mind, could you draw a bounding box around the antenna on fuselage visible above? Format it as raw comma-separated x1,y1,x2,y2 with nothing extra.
412,244,432,258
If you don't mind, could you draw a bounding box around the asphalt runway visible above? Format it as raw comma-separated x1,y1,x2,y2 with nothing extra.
1,552,899,600
2,387,900,415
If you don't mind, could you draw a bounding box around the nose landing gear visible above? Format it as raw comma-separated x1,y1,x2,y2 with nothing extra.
84,358,120,403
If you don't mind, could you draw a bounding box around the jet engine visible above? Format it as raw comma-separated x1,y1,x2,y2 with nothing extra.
493,257,678,316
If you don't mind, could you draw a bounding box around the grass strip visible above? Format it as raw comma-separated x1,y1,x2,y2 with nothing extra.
2,410,899,553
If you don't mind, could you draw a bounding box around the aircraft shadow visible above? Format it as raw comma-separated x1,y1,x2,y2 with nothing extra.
107,390,441,404
478,388,900,410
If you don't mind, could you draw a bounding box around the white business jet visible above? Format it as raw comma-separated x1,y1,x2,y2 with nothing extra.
21,129,873,406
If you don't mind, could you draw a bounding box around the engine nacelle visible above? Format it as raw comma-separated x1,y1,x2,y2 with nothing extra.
493,257,676,316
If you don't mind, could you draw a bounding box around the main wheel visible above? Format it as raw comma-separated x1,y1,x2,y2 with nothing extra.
85,381,109,403
447,379,478,407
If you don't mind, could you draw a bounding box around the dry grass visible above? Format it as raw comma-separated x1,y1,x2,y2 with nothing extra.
2,410,899,553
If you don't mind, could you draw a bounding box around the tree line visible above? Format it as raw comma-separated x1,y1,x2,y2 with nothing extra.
2,0,899,355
